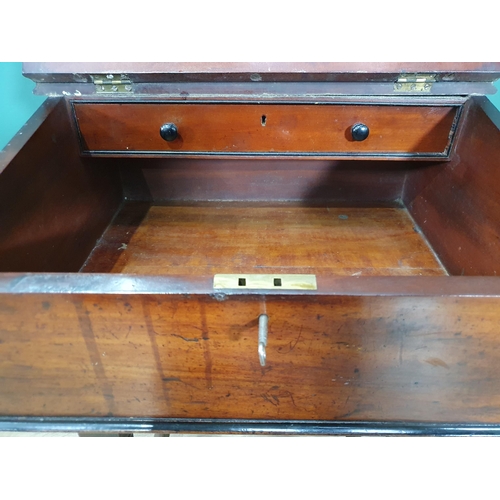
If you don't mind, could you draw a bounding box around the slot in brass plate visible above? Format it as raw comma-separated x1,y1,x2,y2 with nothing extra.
213,274,317,290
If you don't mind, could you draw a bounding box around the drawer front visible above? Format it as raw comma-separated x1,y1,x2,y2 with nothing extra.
1,292,500,423
73,102,459,159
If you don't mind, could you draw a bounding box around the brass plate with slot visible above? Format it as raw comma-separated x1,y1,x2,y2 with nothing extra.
213,274,317,290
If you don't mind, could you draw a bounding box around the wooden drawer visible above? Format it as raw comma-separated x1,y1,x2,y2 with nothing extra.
73,102,460,159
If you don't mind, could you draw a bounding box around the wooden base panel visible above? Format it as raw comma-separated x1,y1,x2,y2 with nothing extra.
81,204,447,277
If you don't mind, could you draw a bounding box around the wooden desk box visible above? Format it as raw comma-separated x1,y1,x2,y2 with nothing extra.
1,63,500,435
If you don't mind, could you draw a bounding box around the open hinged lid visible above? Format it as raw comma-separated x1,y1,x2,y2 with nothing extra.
23,62,500,97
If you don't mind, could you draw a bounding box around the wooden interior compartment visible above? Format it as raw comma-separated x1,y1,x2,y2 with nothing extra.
73,102,459,158
2,94,500,429
1,96,499,280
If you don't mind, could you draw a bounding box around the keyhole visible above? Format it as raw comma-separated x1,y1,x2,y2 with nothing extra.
261,115,267,126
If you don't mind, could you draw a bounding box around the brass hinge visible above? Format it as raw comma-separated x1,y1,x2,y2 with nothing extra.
394,73,436,93
92,74,133,93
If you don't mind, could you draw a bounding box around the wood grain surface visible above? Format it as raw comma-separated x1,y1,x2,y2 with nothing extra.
81,205,446,277
0,98,122,272
73,103,458,158
138,159,410,204
1,293,500,422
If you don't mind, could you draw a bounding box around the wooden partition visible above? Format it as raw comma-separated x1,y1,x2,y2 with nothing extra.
403,97,500,276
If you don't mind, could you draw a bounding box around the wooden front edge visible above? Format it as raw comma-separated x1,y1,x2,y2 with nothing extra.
2,273,500,296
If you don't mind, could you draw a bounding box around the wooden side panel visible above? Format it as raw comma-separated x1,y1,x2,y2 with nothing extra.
73,103,458,158
403,97,500,276
0,99,123,272
1,293,500,423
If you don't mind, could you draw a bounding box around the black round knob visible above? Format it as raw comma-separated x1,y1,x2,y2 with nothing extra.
160,123,178,141
351,123,369,141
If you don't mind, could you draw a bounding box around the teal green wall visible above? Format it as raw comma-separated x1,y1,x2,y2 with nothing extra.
1,62,499,152
0,62,46,151
489,79,500,111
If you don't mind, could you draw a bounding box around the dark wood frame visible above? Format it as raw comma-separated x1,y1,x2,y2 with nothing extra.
2,416,500,436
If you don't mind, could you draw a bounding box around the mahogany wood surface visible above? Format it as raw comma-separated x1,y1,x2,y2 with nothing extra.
23,62,500,83
81,205,446,277
2,292,500,422
403,97,500,276
73,103,458,158
24,63,500,99
0,98,122,272
139,159,409,204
